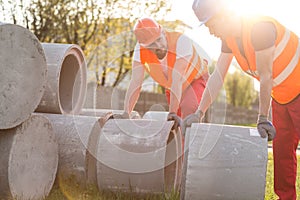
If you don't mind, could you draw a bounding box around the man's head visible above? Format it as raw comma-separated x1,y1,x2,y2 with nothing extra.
192,0,225,24
193,0,241,40
134,17,168,59
134,17,162,46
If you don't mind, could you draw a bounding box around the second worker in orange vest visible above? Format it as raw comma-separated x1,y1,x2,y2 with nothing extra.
121,17,209,129
184,0,300,199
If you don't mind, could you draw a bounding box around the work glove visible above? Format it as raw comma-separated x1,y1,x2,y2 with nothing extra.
167,112,182,131
182,110,204,136
257,115,276,141
108,111,130,120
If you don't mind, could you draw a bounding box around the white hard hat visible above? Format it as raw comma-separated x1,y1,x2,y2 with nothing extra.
192,0,224,23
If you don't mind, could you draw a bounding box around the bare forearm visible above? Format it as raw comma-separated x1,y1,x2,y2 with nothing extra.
169,85,182,114
198,70,224,113
259,77,272,117
124,83,141,114
124,61,144,114
255,46,275,117
170,57,188,114
198,53,233,113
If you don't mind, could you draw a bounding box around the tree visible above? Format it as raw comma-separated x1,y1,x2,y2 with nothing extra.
0,0,190,88
224,64,258,109
87,0,174,87
0,0,101,50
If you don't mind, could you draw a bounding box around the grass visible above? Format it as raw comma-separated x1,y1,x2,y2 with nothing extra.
46,185,179,200
46,176,179,200
45,153,300,200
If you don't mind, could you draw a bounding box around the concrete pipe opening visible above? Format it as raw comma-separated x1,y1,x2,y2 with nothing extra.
59,53,81,113
36,43,87,115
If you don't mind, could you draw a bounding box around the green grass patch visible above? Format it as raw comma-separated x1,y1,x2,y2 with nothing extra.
46,153,300,200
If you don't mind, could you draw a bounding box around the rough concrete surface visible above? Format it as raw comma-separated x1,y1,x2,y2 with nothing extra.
0,115,58,200
35,43,87,115
80,108,141,119
96,119,183,195
0,23,47,129
181,123,268,200
38,113,103,186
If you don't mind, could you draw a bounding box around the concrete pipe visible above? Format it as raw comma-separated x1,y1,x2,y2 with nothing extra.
181,123,268,200
143,111,168,120
80,108,141,119
39,113,104,187
0,23,47,129
0,115,58,200
96,119,183,195
35,43,87,115
142,111,184,188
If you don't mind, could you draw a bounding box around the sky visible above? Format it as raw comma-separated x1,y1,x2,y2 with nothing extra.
168,0,300,60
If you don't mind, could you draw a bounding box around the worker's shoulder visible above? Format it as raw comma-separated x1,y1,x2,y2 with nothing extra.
243,15,278,25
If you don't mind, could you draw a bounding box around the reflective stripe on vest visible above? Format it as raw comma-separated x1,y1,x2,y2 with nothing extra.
248,30,300,86
226,16,300,103
273,32,300,86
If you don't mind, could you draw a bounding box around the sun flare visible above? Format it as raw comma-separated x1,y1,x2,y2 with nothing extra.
226,0,266,16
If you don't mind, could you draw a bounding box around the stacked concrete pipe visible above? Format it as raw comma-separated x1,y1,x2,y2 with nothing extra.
0,22,47,129
37,113,109,188
80,108,141,119
35,43,87,115
96,119,183,195
143,111,169,120
181,123,268,200
0,115,58,200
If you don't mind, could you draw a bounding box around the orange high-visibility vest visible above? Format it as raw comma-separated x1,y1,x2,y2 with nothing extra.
140,31,208,90
226,16,300,104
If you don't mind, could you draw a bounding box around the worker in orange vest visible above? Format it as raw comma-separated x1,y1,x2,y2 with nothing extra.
184,0,300,199
116,17,209,129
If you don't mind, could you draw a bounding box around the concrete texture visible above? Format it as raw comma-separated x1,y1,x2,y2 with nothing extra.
80,108,141,119
0,115,58,200
39,113,103,186
181,123,268,200
143,111,169,120
96,119,183,195
35,43,87,115
0,23,47,129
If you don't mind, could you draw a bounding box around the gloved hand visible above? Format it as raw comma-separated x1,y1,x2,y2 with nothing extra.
108,111,130,120
182,110,204,136
167,112,182,131
257,115,276,141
